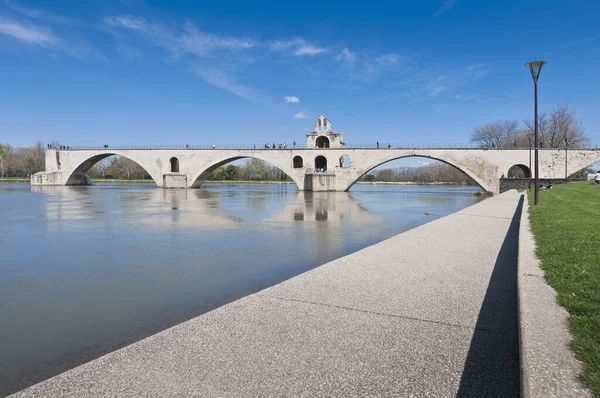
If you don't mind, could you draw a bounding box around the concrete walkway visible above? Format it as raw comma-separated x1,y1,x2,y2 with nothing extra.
11,191,524,398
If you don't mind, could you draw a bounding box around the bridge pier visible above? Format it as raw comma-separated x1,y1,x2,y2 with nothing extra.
163,173,187,189
304,173,336,192
31,171,64,186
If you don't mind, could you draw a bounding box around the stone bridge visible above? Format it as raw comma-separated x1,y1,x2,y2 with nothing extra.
30,114,600,194
31,146,600,194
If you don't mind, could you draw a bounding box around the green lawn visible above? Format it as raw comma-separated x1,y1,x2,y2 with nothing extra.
528,182,600,394
0,177,29,182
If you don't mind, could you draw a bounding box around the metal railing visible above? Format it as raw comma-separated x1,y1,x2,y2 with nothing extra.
51,143,600,151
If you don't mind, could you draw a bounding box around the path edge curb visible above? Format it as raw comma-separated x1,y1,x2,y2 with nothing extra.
517,193,591,397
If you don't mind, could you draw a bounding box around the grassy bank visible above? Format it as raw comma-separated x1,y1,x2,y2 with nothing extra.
0,177,29,182
528,182,600,394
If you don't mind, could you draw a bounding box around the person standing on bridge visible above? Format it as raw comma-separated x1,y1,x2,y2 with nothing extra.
293,141,296,149
212,143,215,149
377,141,380,148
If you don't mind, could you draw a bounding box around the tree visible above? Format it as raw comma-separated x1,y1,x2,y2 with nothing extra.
224,164,239,180
102,156,149,179
470,120,520,148
208,167,226,181
523,104,588,148
363,174,375,182
246,158,268,180
0,144,5,177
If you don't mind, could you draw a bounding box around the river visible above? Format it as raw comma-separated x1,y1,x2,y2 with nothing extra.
0,182,483,395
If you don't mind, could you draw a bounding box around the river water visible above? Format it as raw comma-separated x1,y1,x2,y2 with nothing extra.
0,182,483,395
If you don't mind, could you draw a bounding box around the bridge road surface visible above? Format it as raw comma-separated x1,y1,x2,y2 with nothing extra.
11,191,522,398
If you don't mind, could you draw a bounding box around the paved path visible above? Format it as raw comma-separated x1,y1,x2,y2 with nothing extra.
11,191,524,397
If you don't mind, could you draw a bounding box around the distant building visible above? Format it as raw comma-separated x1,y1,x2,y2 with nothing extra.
305,114,345,149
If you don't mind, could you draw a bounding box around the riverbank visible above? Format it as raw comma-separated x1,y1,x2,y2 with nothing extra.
0,177,29,183
527,182,600,395
0,178,474,186
356,181,473,186
11,191,522,397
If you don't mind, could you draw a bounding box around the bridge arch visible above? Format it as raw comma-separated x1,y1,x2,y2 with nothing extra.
506,164,531,178
64,152,160,186
189,155,303,189
343,154,490,192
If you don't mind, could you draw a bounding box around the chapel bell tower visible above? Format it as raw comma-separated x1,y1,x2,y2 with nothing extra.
305,114,345,149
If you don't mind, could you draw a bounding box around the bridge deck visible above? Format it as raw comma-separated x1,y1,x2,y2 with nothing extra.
11,191,523,397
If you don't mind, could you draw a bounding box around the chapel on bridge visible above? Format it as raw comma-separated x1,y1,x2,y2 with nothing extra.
305,114,345,149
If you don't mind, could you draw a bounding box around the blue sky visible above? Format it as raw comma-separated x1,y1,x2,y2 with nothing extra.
1,0,599,151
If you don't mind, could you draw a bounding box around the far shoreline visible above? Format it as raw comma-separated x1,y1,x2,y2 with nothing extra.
1,178,475,187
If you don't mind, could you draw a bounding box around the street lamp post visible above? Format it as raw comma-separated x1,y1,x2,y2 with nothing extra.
525,60,547,205
564,138,569,179
527,133,534,191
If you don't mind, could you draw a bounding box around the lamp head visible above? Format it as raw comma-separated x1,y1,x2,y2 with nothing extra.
525,61,547,82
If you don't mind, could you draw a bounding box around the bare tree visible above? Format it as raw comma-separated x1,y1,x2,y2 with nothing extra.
523,104,588,148
0,144,5,177
470,120,520,148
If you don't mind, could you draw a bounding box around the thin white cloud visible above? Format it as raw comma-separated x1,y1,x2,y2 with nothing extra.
465,63,486,71
434,0,458,16
104,15,256,58
454,93,513,104
180,21,256,56
427,74,450,96
191,66,259,100
294,112,309,119
0,18,58,47
104,15,148,31
336,47,356,66
376,54,399,65
284,96,300,103
294,44,326,56
0,9,101,61
354,52,406,83
269,38,304,50
424,64,489,97
269,38,326,56
4,0,83,26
